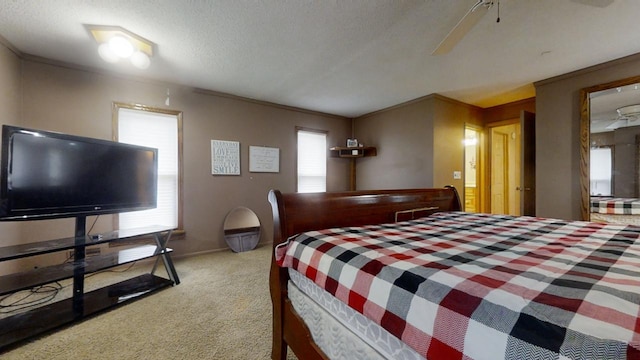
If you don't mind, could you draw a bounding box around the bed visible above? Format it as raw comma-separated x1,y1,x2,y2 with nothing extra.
269,187,640,360
590,196,640,226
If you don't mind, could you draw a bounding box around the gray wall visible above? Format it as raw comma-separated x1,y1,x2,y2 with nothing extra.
0,43,23,272
590,126,640,199
5,38,640,264
611,126,640,198
0,42,21,245
353,94,483,191
0,47,352,264
354,96,436,190
535,53,640,220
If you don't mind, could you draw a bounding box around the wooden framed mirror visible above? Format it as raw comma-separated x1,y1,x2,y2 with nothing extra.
580,74,640,222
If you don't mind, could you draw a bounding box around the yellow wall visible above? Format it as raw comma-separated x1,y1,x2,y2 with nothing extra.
432,96,483,190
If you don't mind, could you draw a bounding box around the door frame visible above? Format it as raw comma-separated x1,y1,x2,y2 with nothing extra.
487,119,521,215
464,124,484,212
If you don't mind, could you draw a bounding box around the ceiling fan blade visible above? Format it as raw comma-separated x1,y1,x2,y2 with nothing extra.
605,119,627,130
432,1,491,55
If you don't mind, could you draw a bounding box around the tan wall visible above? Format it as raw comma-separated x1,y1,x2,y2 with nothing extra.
5,40,638,261
353,96,435,190
610,126,640,198
1,54,351,261
0,43,22,248
433,96,483,190
0,41,24,274
353,94,482,192
535,53,640,220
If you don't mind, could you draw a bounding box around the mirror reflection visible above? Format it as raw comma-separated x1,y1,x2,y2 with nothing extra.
223,207,261,252
589,82,640,225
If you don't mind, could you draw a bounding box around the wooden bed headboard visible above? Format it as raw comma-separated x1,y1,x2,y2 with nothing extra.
266,187,462,360
268,186,462,246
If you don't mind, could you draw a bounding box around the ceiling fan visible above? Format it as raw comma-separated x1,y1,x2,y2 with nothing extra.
606,104,640,130
432,0,496,56
432,0,615,56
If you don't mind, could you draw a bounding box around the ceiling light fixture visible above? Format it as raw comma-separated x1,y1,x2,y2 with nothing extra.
87,25,154,69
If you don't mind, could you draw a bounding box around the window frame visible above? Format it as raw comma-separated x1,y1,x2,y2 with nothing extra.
589,145,614,197
112,102,184,230
295,126,328,193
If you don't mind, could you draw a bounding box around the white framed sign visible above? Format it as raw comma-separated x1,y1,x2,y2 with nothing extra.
249,146,280,173
211,140,240,175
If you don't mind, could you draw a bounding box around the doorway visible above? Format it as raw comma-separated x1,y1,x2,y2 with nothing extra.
464,126,481,212
490,122,521,215
486,111,536,216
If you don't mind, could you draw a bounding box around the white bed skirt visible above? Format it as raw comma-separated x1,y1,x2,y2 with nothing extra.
590,212,640,226
288,269,424,360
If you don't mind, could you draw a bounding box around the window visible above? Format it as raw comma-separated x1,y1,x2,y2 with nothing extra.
297,128,327,193
590,147,612,196
114,103,183,229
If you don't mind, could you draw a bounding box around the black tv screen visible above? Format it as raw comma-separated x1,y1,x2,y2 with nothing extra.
0,125,158,221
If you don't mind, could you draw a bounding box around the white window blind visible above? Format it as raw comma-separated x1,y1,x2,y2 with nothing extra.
118,108,179,229
297,130,326,193
590,147,612,196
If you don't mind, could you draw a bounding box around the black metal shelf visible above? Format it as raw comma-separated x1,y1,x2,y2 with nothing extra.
0,245,172,296
0,225,173,262
0,224,179,351
0,273,173,350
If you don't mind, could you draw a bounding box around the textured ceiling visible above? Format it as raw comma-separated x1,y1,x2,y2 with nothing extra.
1,0,640,117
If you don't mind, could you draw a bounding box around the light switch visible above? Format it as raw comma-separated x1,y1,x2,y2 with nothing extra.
453,171,462,179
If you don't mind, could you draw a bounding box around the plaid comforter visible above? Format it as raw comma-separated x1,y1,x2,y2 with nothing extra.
277,212,640,359
591,197,640,215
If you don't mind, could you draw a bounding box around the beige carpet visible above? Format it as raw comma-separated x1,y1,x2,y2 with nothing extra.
1,245,297,360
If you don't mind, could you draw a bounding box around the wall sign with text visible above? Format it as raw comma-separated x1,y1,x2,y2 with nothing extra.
211,140,240,175
249,146,280,173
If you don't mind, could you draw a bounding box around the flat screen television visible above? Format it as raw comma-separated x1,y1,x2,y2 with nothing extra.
0,125,158,221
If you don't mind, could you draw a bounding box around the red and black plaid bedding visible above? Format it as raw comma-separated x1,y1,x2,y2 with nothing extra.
276,211,640,359
591,197,640,215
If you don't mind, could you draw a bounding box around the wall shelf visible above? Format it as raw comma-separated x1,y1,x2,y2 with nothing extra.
329,146,377,190
329,146,377,158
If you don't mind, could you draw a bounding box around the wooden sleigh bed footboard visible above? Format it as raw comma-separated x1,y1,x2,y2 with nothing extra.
267,187,462,360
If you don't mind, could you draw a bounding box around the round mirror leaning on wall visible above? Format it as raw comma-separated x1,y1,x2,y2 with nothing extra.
223,207,261,252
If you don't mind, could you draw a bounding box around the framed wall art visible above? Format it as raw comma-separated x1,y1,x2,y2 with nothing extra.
249,146,280,173
211,140,240,175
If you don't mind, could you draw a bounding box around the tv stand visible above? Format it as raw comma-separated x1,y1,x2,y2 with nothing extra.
0,218,179,350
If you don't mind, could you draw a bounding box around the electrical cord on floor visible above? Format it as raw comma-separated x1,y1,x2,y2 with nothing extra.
0,282,63,314
3,217,143,315
1,260,140,315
